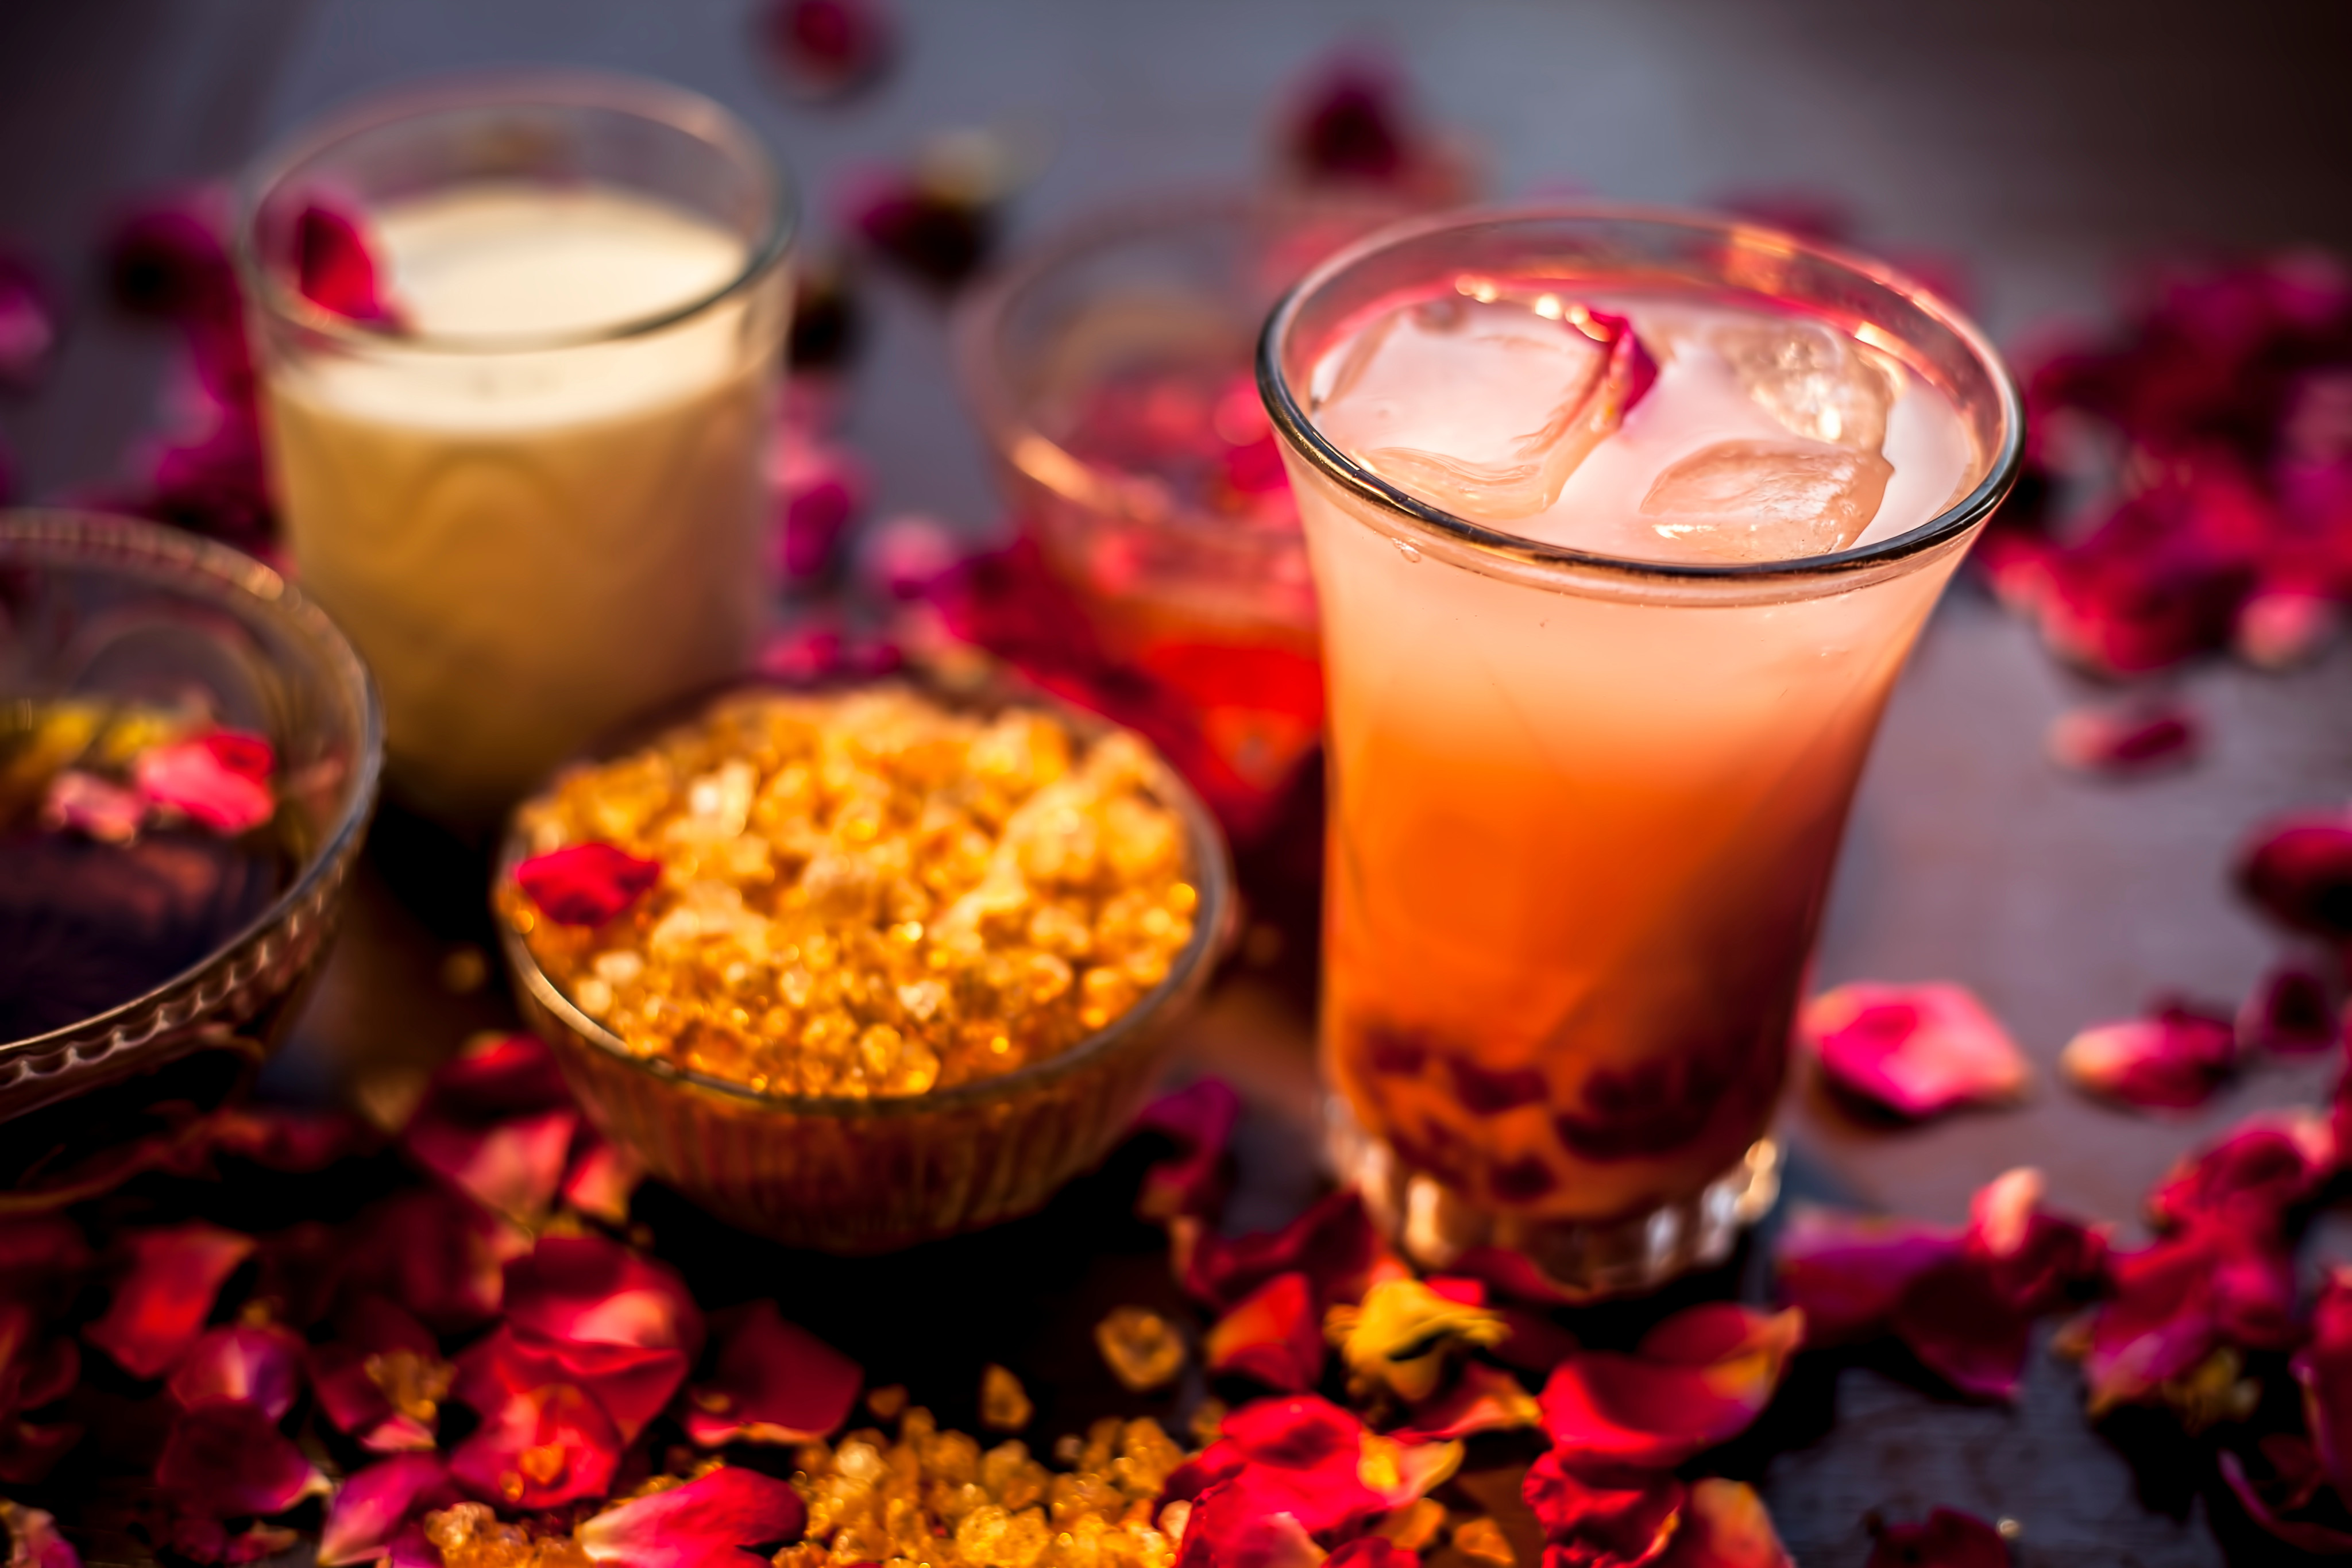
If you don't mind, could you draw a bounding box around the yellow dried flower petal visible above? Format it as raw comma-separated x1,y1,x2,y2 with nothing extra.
1324,1279,1509,1403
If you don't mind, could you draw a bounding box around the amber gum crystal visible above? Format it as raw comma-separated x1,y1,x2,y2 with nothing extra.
504,686,1199,1100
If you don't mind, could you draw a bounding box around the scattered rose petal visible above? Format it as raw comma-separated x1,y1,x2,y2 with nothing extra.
1134,1079,1241,1225
1523,1449,1683,1568
503,1235,702,1356
40,771,145,843
758,0,895,101
578,1465,809,1568
853,513,967,604
1203,1272,1324,1394
1799,982,2030,1119
2238,811,2352,941
105,192,238,322
156,1395,327,1517
1659,1479,1791,1568
2045,700,2200,776
2239,964,2342,1055
837,167,994,291
457,1323,685,1447
1176,1189,1406,1315
399,1033,582,1223
1539,1306,1803,1470
0,1501,78,1568
1324,1540,1416,1568
446,1378,621,1509
1164,1395,1390,1538
771,435,867,581
132,733,276,835
1775,1207,1962,1346
1324,1277,1508,1403
205,1103,375,1171
2059,1001,2240,1109
310,1296,450,1453
2235,589,2343,670
1884,1261,2035,1402
515,844,663,928
2296,1267,2352,1500
1961,1167,2109,1318
166,1323,305,1420
339,1188,526,1334
560,1131,644,1226
1169,1489,1325,1568
1393,1361,1541,1443
2146,1115,2330,1234
2219,1438,2352,1557
84,1223,256,1380
296,206,397,326
2060,1219,2300,1413
684,1300,860,1447
317,1455,457,1567
0,253,59,390
1865,1508,2010,1567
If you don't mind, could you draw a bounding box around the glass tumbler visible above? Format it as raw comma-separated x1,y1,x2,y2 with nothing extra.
237,70,794,829
1258,207,2022,1297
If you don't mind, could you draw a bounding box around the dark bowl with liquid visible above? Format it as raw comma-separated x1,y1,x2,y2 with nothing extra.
0,512,380,1205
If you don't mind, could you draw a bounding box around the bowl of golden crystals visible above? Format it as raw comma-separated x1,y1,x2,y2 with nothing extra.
493,677,1231,1251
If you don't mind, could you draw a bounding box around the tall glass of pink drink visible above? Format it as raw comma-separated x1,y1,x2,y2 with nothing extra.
1258,208,2021,1297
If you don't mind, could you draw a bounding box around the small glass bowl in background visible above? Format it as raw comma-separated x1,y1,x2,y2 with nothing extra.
0,512,383,1199
952,193,1408,830
495,674,1234,1253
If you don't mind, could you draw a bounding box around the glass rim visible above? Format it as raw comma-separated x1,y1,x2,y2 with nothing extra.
232,66,797,357
1256,200,2026,585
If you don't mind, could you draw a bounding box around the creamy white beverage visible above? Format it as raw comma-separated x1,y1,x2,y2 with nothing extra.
263,183,784,825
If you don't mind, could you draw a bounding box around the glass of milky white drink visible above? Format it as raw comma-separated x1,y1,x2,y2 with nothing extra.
235,72,793,828
1259,207,2021,1297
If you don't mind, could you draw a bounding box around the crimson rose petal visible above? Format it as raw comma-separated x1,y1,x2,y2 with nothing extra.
2293,1267,2352,1499
1523,1449,1683,1568
1322,1542,1417,1568
758,0,895,101
1656,1479,1790,1568
684,1300,861,1447
2238,964,2342,1055
1886,1262,2034,1402
2059,1002,2240,1109
1539,1306,1803,1471
84,1223,256,1380
515,843,663,927
1961,1167,2108,1318
504,1235,704,1355
1202,1272,1323,1394
1864,1508,2010,1567
1799,983,2030,1119
457,1323,685,1446
316,1455,457,1567
1392,1361,1542,1444
578,1466,808,1568
561,1131,644,1226
401,1032,582,1223
2218,1443,2352,1556
166,1323,306,1420
0,250,58,392
2063,1220,2299,1413
1168,1486,1322,1568
447,1379,621,1509
1133,1078,1241,1225
2237,812,2352,940
156,1395,326,1517
2044,701,2200,777
1176,1189,1404,1315
1774,1207,1961,1346
310,1295,447,1451
340,1188,526,1334
2146,1115,2328,1234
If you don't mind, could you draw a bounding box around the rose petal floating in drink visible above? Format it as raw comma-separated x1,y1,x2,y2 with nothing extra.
317,1455,458,1567
1640,439,1894,562
2044,700,2201,777
2059,1001,2241,1110
1539,1304,1802,1470
1323,1277,1508,1403
1798,982,2030,1119
157,1396,329,1518
1204,1273,1323,1393
684,1300,860,1447
295,205,399,326
1864,1509,2010,1568
1132,1077,1241,1224
84,1222,257,1379
758,0,894,101
1094,1306,1186,1393
514,843,663,928
132,731,276,835
40,770,146,843
2239,964,2342,1055
2238,810,2352,942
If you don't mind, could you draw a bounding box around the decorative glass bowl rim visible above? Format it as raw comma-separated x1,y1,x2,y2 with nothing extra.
0,508,385,1055
495,671,1235,1121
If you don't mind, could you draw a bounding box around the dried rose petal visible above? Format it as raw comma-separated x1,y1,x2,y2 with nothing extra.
2219,1440,2352,1557
1203,1272,1323,1394
2061,1219,2300,1413
1775,1207,1962,1346
1885,1260,2035,1402
1395,1361,1541,1443
1799,983,2030,1119
132,733,275,835
2045,701,2200,776
1657,1479,1790,1568
560,1131,644,1226
84,1223,256,1380
1323,1541,1416,1568
2239,964,2342,1055
296,206,397,326
2235,589,2343,670
684,1300,860,1447
1522,1449,1683,1568
0,1416,79,1486
838,168,993,292
516,844,663,928
310,1295,449,1453
2295,1266,2352,1499
2146,1115,2328,1234
317,1455,457,1567
1133,1078,1241,1225
2237,811,2352,940
2059,1002,2240,1109
165,1323,305,1420
1961,1167,2108,1318
1864,1509,2010,1567
1539,1306,1803,1471
1176,1189,1405,1315
0,251,57,391
1169,1486,1324,1568
457,1323,685,1447
408,1106,577,1227
105,192,238,323
340,1187,526,1334
758,0,895,101
578,1465,809,1568
503,1235,702,1356
205,1104,374,1171
1324,1277,1508,1403
0,1500,79,1568
40,771,146,843
446,1378,620,1509
1164,1395,1391,1537
156,1395,327,1517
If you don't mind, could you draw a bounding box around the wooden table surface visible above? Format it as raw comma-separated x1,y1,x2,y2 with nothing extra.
6,5,2352,1564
